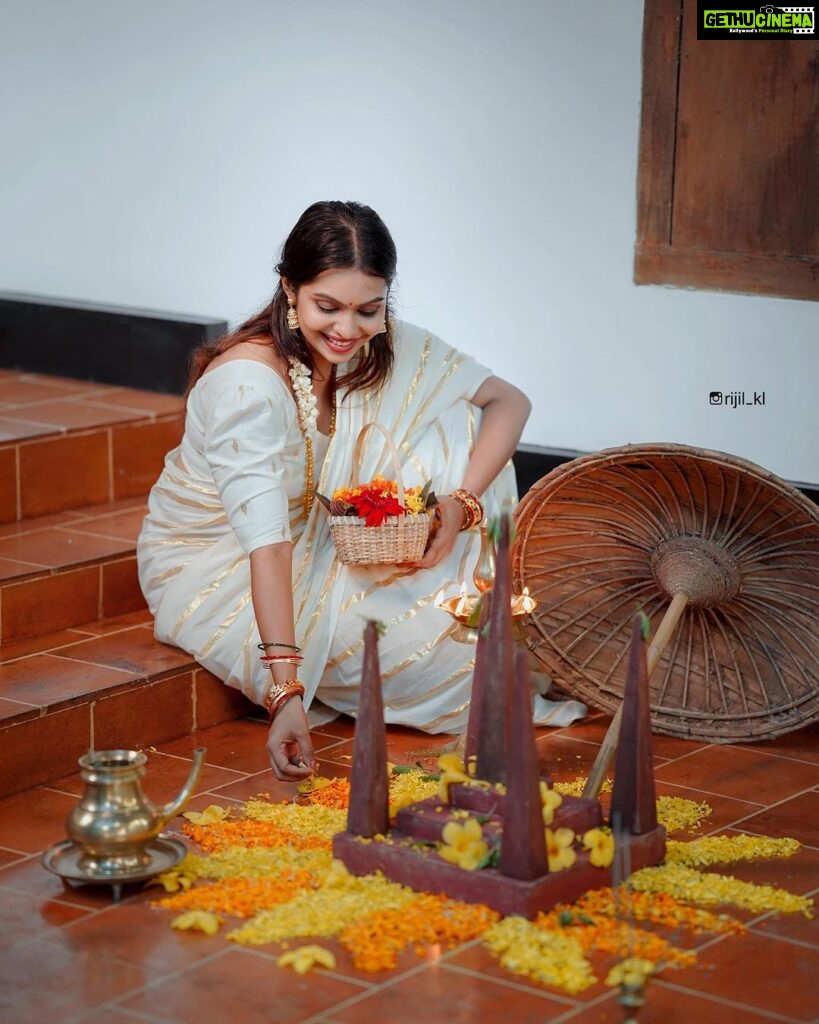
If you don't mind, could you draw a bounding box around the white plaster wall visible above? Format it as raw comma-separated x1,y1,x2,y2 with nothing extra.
1,0,817,482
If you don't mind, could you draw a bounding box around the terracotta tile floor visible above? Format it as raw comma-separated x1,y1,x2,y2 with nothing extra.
0,711,817,1024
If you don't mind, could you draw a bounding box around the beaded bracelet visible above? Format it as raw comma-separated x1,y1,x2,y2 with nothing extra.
450,489,484,531
264,679,306,718
257,641,302,652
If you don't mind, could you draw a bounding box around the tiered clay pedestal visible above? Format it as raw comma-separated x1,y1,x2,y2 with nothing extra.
333,518,666,918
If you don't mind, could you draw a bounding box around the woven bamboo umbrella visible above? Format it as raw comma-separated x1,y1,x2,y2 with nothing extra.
513,443,819,761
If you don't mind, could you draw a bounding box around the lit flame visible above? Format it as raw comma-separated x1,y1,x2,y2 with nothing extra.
511,586,537,615
454,582,470,617
434,590,445,609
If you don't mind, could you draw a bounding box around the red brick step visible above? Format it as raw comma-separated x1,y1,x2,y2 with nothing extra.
0,610,253,798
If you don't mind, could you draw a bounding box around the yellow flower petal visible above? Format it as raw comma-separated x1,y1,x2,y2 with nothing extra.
554,828,575,847
605,957,656,987
583,828,615,868
278,945,337,973
540,783,563,811
437,752,467,774
183,804,229,825
442,818,484,849
458,841,490,871
296,776,335,795
441,820,465,847
152,870,193,893
171,910,221,935
438,769,470,802
545,828,577,872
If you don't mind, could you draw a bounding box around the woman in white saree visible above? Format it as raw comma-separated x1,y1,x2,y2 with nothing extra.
137,202,584,780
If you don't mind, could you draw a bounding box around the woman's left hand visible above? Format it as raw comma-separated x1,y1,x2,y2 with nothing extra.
415,495,465,569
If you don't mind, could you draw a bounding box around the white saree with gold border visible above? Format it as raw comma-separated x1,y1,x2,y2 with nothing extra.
137,322,585,733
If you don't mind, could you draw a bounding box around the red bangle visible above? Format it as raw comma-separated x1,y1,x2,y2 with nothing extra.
450,489,483,531
264,679,305,718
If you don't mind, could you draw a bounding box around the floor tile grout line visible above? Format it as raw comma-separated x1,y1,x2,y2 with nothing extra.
552,992,620,1024
14,440,21,521
0,842,36,857
0,696,40,710
658,774,819,818
298,968,373,992
291,935,582,1024
68,1006,165,1024
0,884,130,919
728,743,819,769
723,781,819,829
45,651,195,676
745,927,819,954
439,960,579,1007
57,525,140,542
656,781,767,810
0,554,53,569
652,978,807,1023
294,961,435,1024
73,942,238,1020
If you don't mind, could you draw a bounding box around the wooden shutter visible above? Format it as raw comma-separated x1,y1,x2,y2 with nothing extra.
635,0,819,301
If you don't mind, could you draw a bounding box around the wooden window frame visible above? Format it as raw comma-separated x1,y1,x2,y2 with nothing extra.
634,0,819,302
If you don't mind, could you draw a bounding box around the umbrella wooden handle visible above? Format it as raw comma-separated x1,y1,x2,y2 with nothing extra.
581,593,690,800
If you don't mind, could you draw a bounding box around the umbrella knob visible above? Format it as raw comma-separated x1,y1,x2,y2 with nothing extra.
651,536,741,607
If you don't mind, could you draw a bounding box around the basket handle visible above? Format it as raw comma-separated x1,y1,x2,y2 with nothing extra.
350,422,407,506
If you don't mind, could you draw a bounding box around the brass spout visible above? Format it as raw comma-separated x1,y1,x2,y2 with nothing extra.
157,747,206,826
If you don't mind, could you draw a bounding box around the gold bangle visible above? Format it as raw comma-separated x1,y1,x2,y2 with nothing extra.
450,489,483,531
264,679,305,718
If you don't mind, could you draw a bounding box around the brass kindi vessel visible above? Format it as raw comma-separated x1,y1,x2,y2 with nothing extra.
65,747,205,875
44,746,207,896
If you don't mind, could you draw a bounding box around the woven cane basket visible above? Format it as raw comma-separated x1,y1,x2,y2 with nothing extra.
513,443,819,742
329,422,431,565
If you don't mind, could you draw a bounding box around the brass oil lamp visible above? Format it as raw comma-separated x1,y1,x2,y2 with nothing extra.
436,520,537,642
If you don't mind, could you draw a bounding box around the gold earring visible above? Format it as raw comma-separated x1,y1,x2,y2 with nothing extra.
286,301,300,331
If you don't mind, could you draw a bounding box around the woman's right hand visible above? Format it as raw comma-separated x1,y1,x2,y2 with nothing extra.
266,698,316,780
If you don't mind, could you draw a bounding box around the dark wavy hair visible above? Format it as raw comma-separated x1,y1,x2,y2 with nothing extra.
188,201,397,395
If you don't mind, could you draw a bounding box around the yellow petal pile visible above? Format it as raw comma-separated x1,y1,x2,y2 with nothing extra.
655,795,712,834
483,917,594,993
666,835,800,867
155,769,813,999
229,870,418,945
630,862,813,916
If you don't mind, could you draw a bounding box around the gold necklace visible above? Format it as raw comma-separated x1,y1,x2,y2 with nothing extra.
288,358,336,515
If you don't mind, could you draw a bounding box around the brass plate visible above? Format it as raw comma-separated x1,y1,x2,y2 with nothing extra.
42,836,186,887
